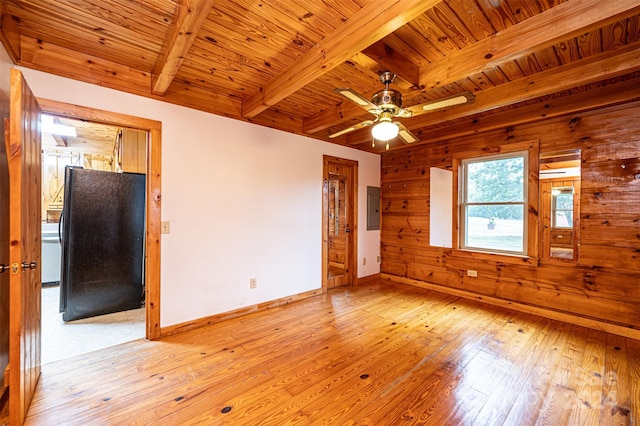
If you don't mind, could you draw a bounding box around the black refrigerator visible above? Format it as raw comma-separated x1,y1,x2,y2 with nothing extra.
59,167,146,322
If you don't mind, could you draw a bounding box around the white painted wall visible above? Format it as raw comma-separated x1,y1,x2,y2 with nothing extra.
0,44,381,327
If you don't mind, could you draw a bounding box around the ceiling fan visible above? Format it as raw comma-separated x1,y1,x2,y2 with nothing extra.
329,71,475,148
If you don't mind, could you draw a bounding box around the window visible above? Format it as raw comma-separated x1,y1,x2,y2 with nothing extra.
460,151,528,255
551,187,574,229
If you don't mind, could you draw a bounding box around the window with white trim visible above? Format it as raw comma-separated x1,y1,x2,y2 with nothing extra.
459,151,528,255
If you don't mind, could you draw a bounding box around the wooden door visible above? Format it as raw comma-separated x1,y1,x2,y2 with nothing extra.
0,97,9,405
323,156,358,290
6,68,42,424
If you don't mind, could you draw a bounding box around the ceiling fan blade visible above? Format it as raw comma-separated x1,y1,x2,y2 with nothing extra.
397,123,419,144
406,92,475,116
396,108,413,118
328,119,376,139
334,88,380,114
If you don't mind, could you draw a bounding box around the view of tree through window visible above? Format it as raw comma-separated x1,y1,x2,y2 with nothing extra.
461,152,527,254
552,187,574,228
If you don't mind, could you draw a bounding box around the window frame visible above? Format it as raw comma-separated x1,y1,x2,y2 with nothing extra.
459,151,529,256
551,187,574,229
452,140,539,264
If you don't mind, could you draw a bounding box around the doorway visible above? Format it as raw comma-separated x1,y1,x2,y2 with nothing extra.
322,156,358,291
38,98,162,346
539,149,581,262
40,117,148,363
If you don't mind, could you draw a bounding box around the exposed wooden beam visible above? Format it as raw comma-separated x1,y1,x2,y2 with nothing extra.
51,134,67,147
18,36,242,115
411,41,640,127
304,0,640,135
19,35,307,138
19,37,152,95
356,79,640,151
362,41,419,86
151,0,215,95
420,0,640,88
241,0,438,118
21,37,311,140
0,1,21,63
347,52,416,93
347,41,640,145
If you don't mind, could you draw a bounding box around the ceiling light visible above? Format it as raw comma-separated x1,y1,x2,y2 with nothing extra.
421,94,470,111
372,121,398,141
371,113,399,141
41,114,77,137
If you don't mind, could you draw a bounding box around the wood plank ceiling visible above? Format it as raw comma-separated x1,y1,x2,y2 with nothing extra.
1,0,639,153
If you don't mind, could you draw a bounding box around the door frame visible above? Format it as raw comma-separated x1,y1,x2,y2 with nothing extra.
540,177,580,262
322,155,358,292
37,98,162,340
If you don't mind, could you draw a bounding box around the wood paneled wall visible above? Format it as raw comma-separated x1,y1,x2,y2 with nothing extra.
118,129,146,174
380,101,640,334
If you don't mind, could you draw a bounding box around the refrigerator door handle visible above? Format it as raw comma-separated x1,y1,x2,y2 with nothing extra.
58,211,64,245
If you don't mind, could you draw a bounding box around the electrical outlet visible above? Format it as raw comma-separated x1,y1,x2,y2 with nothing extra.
161,221,170,234
250,278,257,289
467,270,478,277
377,256,381,263
363,257,367,266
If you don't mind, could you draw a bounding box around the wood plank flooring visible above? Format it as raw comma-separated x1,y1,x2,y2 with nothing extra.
22,282,640,425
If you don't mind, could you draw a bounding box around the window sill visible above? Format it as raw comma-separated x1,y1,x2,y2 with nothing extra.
450,249,539,267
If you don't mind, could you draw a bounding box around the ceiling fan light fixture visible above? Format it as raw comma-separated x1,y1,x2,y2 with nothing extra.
421,94,471,112
372,120,398,141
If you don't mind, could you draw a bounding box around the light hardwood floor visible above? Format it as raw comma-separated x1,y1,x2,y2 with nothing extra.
22,282,640,425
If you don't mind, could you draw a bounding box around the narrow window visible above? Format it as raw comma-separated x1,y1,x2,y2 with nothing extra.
551,187,574,229
460,151,528,255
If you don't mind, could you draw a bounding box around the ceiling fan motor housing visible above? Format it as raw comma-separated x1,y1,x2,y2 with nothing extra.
371,88,403,115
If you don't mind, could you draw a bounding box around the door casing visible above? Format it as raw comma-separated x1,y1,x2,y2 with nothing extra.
322,155,358,292
37,98,162,340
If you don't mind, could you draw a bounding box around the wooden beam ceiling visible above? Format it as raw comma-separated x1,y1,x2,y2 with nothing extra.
17,33,309,137
412,41,640,126
241,0,440,118
419,0,640,89
303,0,640,135
346,40,640,145
3,0,638,152
0,2,19,62
151,0,216,95
354,78,640,151
362,41,419,86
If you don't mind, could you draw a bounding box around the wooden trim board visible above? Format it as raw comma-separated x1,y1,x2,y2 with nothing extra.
161,289,323,337
357,273,380,286
381,273,640,341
